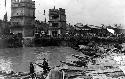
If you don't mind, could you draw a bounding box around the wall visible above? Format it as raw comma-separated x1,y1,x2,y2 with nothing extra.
24,27,34,37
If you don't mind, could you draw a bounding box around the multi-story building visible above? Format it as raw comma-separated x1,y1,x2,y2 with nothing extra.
10,0,35,37
48,7,66,37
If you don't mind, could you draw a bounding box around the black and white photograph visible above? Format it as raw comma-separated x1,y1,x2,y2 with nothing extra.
0,0,125,79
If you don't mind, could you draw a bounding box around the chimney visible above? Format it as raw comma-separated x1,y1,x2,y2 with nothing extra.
54,6,55,9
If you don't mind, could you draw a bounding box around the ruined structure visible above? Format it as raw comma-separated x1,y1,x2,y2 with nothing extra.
10,0,35,37
48,7,66,37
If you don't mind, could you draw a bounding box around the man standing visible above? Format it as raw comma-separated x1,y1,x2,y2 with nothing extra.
30,62,35,79
42,58,50,74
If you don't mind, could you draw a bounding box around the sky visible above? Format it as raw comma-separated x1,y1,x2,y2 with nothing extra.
0,0,125,28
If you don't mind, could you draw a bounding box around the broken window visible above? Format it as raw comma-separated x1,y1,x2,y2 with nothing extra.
52,23,58,27
51,14,59,19
52,31,58,37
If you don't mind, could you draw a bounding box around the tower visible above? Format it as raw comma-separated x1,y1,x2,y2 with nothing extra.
48,7,66,37
10,0,35,37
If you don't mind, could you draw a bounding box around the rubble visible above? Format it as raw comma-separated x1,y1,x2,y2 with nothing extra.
57,42,125,79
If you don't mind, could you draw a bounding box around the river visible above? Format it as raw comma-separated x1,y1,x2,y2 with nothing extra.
0,47,80,73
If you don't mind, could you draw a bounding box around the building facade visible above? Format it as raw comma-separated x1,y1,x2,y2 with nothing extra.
48,7,66,37
10,0,35,37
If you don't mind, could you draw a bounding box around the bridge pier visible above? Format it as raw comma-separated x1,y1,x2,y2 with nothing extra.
23,37,34,47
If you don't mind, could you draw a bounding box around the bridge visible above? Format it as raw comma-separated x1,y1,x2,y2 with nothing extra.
0,33,124,48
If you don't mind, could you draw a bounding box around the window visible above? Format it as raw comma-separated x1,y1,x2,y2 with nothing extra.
52,23,58,27
51,15,59,19
20,3,25,6
52,31,58,37
50,17,52,20
50,23,52,26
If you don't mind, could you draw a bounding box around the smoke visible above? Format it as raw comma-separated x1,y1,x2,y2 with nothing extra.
107,28,115,34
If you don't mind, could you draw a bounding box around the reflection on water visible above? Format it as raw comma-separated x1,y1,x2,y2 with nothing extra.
0,47,80,73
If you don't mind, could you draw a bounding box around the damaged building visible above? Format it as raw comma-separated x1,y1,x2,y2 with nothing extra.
10,0,35,37
48,7,66,37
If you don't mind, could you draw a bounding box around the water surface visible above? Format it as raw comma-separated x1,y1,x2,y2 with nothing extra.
0,47,80,73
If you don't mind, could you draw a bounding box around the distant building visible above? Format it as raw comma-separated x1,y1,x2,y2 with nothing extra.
34,20,49,35
74,24,91,36
0,20,10,36
66,23,75,35
10,0,35,37
48,7,66,37
74,23,112,37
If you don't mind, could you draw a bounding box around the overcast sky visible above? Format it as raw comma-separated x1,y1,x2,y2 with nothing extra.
0,0,125,27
